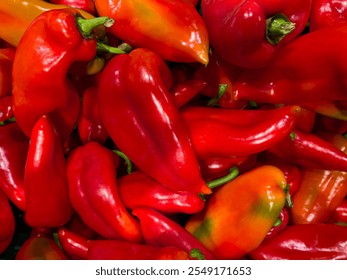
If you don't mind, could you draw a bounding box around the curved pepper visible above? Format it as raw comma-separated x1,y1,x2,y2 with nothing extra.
58,227,191,260
185,165,287,259
201,0,311,68
290,131,347,224
12,8,112,143
97,48,211,195
310,0,347,31
0,122,28,210
181,105,300,158
233,24,347,104
133,207,215,260
66,141,142,242
249,224,347,260
0,188,15,254
24,115,73,228
95,0,209,64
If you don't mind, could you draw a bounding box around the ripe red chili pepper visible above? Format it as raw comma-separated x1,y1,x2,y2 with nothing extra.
97,48,211,195
233,24,347,104
95,0,209,64
171,79,207,108
0,122,28,210
50,0,97,15
66,141,142,242
0,188,15,254
24,115,73,228
310,0,347,31
133,207,215,260
58,227,191,260
185,165,287,259
249,224,347,260
12,8,113,143
181,105,300,158
201,0,311,68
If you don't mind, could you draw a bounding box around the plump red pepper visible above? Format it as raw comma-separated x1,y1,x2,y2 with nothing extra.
24,115,73,228
58,227,191,260
0,47,14,98
249,224,347,260
12,8,112,143
267,129,347,171
66,141,142,242
0,122,28,210
290,131,347,224
310,0,347,31
133,207,215,260
95,0,209,64
50,0,97,15
0,188,15,254
181,105,300,158
201,0,311,68
97,48,211,195
185,165,287,259
233,24,347,104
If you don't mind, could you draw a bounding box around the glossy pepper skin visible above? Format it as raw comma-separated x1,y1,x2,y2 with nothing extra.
66,141,142,242
58,228,191,260
233,24,347,104
133,207,215,260
310,0,347,31
98,48,211,195
249,224,347,260
118,171,205,214
329,198,347,224
185,165,287,259
181,105,300,158
0,188,15,254
12,8,109,143
24,115,73,228
0,122,28,210
201,0,311,68
290,132,347,224
95,0,209,64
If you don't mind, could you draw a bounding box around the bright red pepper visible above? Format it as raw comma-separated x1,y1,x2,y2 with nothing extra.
11,8,112,143
185,165,287,259
95,0,209,64
249,224,347,260
50,0,97,15
24,115,73,228
0,122,28,210
0,188,15,254
58,227,191,260
201,0,311,68
133,207,215,260
310,0,347,31
181,105,300,158
233,24,347,104
171,79,207,108
66,141,142,242
97,48,211,195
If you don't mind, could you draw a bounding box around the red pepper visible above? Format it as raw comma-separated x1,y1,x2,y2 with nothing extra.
24,115,73,228
0,188,15,254
181,105,300,158
50,0,97,15
58,227,191,260
133,207,215,260
97,48,211,195
66,141,142,242
171,79,207,108
118,171,205,215
233,24,347,104
265,207,289,239
329,198,347,224
0,96,13,122
266,129,347,171
0,47,15,98
310,0,347,31
95,0,209,64
249,224,347,260
0,122,28,210
12,8,113,143
201,0,311,68
314,114,347,134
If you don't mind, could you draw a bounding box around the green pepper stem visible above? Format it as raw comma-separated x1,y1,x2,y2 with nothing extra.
266,13,295,45
207,83,228,107
76,16,114,38
97,42,127,54
206,166,239,189
113,150,133,174
0,117,16,126
190,248,205,260
285,184,293,208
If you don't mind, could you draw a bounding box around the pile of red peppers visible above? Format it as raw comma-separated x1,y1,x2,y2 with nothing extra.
2,0,347,260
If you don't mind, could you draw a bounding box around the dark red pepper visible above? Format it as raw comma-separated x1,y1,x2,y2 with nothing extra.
329,198,347,224
265,207,290,239
0,96,13,122
0,47,14,98
0,188,15,254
